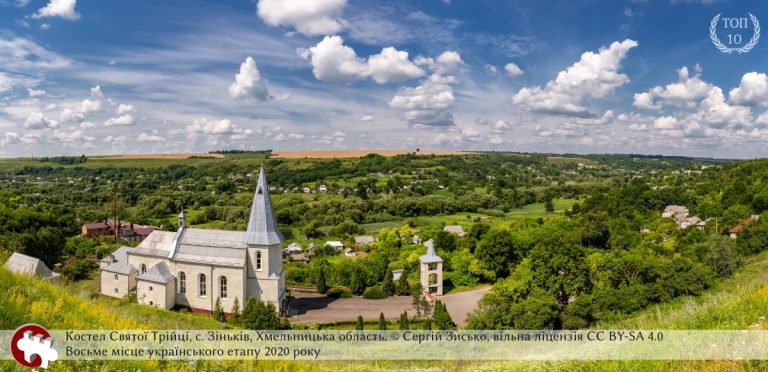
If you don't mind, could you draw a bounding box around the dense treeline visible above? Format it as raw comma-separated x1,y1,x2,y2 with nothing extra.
465,158,768,329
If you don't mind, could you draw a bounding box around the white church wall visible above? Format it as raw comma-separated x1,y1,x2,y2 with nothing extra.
100,270,136,298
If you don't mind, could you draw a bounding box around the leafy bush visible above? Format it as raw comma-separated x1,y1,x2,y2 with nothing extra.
326,288,353,298
362,286,388,300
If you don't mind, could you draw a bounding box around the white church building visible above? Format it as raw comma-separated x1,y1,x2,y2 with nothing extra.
100,167,285,314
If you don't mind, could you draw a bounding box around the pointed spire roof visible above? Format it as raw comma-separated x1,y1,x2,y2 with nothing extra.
243,167,283,246
420,239,442,263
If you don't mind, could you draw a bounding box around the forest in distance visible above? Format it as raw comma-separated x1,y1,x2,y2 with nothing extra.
1,150,768,330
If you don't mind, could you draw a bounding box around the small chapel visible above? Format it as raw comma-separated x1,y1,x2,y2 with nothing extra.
100,167,285,314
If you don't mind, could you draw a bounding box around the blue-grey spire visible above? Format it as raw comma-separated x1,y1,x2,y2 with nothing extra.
243,167,283,245
420,239,443,263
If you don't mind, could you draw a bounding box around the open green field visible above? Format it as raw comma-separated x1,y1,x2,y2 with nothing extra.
0,152,272,172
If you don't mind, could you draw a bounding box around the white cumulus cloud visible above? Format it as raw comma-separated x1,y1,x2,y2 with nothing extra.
24,112,58,129
104,114,135,126
512,39,638,117
32,0,79,20
505,63,523,77
390,73,457,127
633,66,713,110
117,104,134,114
367,47,424,84
228,56,273,100
137,132,165,142
729,72,768,107
299,36,427,84
257,0,347,36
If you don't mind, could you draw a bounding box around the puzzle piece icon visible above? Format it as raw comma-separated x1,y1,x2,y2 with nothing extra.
16,330,59,369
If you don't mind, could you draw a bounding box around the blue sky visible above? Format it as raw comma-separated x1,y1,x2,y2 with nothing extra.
1,0,768,158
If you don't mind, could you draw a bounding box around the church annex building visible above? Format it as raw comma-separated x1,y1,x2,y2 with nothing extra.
100,167,286,314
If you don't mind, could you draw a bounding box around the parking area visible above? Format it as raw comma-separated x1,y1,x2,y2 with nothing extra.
288,286,491,327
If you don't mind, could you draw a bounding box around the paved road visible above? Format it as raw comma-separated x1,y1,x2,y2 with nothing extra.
440,287,491,327
288,286,491,327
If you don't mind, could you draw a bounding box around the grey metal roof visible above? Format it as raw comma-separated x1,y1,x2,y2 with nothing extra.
137,262,175,284
354,235,375,244
172,243,246,267
128,231,173,258
243,167,283,246
100,246,129,263
102,246,138,275
102,260,137,275
420,240,443,263
5,252,60,279
443,225,465,235
181,228,247,248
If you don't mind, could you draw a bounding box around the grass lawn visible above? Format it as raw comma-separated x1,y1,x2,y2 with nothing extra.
505,198,578,219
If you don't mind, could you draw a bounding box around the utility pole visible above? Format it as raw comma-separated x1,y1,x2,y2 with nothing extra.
113,186,118,242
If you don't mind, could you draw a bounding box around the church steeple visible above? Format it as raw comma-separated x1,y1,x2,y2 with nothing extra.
243,166,282,245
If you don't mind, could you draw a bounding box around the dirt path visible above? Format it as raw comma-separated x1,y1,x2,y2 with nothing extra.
288,286,491,327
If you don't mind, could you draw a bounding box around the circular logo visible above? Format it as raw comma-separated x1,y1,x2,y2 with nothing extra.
10,323,52,368
710,13,761,54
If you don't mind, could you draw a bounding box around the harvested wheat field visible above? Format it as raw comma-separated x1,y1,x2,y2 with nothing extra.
272,150,466,159
93,153,225,160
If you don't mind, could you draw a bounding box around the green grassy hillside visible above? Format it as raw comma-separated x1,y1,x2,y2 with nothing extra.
4,250,768,370
478,251,768,371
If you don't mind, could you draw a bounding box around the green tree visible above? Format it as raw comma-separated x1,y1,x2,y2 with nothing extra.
433,300,456,330
241,298,279,330
381,269,395,296
212,297,226,322
422,319,432,330
396,268,411,296
350,266,365,296
739,217,768,254
705,236,738,277
412,287,431,319
398,311,410,330
378,312,387,330
434,230,458,252
356,315,364,330
545,198,554,212
230,297,241,325
579,211,610,248
475,228,529,279
316,261,329,294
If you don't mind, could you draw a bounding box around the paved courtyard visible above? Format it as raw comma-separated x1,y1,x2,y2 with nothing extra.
288,286,491,327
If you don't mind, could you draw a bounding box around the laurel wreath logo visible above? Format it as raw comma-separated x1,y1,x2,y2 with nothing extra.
710,13,761,54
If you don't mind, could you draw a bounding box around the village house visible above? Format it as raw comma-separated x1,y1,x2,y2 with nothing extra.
354,235,375,246
306,243,317,256
662,205,689,219
325,241,344,250
318,184,328,193
679,216,706,231
344,248,357,257
5,252,61,283
730,215,761,239
100,167,286,314
288,253,310,263
283,242,303,254
392,269,403,281
81,220,155,242
443,225,465,237
663,205,705,230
